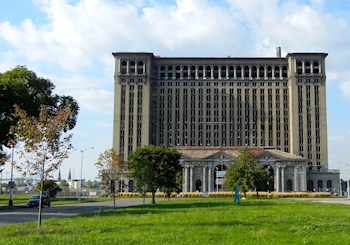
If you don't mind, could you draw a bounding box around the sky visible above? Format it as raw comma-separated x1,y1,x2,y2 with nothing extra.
1,0,350,182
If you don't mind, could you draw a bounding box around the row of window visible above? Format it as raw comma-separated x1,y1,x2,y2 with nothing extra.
156,64,288,80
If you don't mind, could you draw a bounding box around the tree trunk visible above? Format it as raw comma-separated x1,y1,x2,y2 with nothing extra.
256,190,259,199
152,191,156,204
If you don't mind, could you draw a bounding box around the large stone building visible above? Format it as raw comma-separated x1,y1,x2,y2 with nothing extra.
112,50,340,193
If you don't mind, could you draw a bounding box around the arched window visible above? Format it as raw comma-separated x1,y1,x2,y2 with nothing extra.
287,179,293,192
267,66,272,78
326,180,332,189
229,66,234,78
236,66,242,78
221,66,227,78
259,66,265,78
296,61,302,74
305,61,311,73
317,180,323,191
190,66,196,79
130,61,136,74
167,65,173,79
244,66,249,78
213,66,219,79
206,65,211,78
121,60,127,74
274,66,280,78
251,66,257,78
128,180,134,192
137,61,144,74
282,66,287,78
307,179,314,191
195,180,202,192
198,66,204,78
313,61,319,73
183,66,189,78
176,65,181,79
160,65,165,78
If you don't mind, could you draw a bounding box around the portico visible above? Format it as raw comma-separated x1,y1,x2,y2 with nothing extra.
177,147,308,193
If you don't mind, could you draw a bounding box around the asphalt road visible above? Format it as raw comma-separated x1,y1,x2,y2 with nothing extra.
0,198,151,227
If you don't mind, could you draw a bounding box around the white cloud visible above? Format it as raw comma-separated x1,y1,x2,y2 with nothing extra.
339,81,350,99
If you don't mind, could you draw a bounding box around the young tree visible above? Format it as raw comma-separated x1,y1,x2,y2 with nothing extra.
10,104,74,227
95,149,125,193
128,145,182,204
224,147,261,198
0,66,79,163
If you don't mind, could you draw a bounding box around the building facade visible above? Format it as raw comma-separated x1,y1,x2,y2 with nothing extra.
112,51,339,193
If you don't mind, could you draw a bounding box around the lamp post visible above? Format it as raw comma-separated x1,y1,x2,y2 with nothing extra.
79,147,93,201
215,167,219,192
9,146,14,206
347,164,350,200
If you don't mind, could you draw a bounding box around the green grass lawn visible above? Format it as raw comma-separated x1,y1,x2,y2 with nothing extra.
1,198,349,244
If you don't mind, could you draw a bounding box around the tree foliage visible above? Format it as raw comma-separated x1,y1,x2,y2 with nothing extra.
10,103,75,227
36,180,62,198
224,147,271,198
0,66,79,161
11,104,74,178
128,145,182,204
95,148,125,193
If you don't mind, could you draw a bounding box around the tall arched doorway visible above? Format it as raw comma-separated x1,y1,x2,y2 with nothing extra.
128,180,134,192
214,165,227,191
287,179,293,192
195,180,202,192
263,165,274,192
307,180,314,191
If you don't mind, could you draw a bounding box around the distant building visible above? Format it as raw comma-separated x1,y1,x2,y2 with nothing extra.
112,50,339,193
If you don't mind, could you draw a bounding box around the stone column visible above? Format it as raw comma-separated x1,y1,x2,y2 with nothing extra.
294,165,299,191
281,166,285,192
190,166,193,192
301,165,307,191
184,166,188,192
275,165,280,192
202,166,206,193
208,166,212,192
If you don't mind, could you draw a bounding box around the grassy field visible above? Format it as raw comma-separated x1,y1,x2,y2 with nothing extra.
1,198,349,244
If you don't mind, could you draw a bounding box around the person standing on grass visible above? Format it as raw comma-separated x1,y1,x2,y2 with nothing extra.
234,184,240,204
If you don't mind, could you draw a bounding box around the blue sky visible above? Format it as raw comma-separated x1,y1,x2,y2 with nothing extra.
1,0,350,181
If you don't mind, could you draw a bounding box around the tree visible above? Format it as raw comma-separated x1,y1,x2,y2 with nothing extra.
0,66,79,162
10,104,74,227
128,145,182,204
224,147,262,198
95,148,125,193
253,167,274,198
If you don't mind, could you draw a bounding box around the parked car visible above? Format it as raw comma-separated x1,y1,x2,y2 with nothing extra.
27,194,51,208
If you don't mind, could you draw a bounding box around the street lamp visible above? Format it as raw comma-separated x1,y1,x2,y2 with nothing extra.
215,167,219,192
9,146,14,206
79,147,93,201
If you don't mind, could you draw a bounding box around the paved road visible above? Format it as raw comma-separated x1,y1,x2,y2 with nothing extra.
0,198,151,227
290,197,350,205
